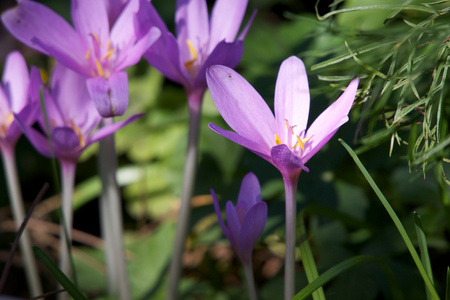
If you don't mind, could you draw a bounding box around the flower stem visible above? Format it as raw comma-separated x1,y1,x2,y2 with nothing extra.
243,263,258,300
58,159,76,300
98,118,131,300
283,173,300,300
167,90,203,300
1,145,43,297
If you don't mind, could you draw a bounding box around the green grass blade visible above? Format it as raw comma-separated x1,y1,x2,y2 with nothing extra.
293,256,374,300
446,267,450,300
414,212,434,300
33,246,88,300
298,212,326,300
339,139,440,300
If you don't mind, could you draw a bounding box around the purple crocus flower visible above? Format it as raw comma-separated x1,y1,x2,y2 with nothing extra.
19,63,141,163
2,0,160,117
211,172,267,267
207,56,359,178
141,0,256,101
0,51,37,151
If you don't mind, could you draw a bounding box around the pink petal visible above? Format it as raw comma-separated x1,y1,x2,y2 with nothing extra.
175,0,209,65
110,0,140,48
72,0,109,44
206,65,276,150
274,56,310,142
303,78,359,163
2,51,29,112
209,0,248,50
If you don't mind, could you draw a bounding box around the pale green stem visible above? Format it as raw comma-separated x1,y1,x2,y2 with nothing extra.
167,90,204,300
283,173,300,300
98,118,131,300
1,145,42,297
58,159,76,300
243,263,257,300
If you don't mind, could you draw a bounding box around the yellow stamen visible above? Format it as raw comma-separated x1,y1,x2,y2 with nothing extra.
102,40,115,61
91,32,100,44
0,112,14,138
293,136,310,151
184,39,197,70
85,49,91,60
95,58,105,77
39,68,49,84
275,134,282,145
69,121,86,148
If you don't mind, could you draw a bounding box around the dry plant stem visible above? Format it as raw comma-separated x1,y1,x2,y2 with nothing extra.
167,90,203,300
98,118,131,300
0,145,43,297
244,263,257,300
283,173,300,300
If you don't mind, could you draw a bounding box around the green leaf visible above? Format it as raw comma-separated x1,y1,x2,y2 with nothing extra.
414,212,434,300
339,139,440,300
33,246,88,300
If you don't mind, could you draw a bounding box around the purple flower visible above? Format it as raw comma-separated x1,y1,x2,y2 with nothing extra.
207,56,359,177
140,0,255,100
18,63,141,163
2,0,160,117
0,51,37,150
211,172,267,266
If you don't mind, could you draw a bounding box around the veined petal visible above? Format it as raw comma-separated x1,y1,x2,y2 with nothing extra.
237,172,261,211
2,51,29,112
86,71,129,117
115,27,161,70
304,78,359,163
209,0,248,49
194,40,243,91
176,0,209,64
206,65,276,149
88,113,143,145
209,123,272,162
211,189,230,239
110,0,140,48
239,201,267,264
72,0,109,44
275,56,310,141
2,1,86,73
271,144,309,175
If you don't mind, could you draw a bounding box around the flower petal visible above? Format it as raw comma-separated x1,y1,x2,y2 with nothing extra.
14,113,52,158
72,0,109,43
52,127,81,153
103,0,128,24
2,1,87,74
211,189,229,239
194,40,243,91
2,51,29,112
275,56,310,141
86,71,129,117
208,123,272,162
271,144,309,176
303,78,359,163
206,65,276,149
209,0,248,49
237,172,261,211
175,0,209,65
225,200,241,254
88,113,143,145
110,0,140,48
239,201,267,265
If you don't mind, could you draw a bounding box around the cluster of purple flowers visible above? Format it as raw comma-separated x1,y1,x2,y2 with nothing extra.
0,0,359,299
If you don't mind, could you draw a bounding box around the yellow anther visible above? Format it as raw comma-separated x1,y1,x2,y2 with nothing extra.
91,32,100,44
275,134,282,145
184,39,197,70
69,121,86,148
95,58,105,77
39,68,49,84
293,136,310,151
102,40,116,61
85,49,91,60
0,112,14,138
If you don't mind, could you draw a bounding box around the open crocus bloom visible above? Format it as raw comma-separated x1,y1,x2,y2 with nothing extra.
0,51,37,150
211,172,267,266
141,0,255,99
207,56,359,177
2,0,160,117
18,63,141,163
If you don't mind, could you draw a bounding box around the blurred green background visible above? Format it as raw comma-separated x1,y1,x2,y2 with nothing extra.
0,0,449,299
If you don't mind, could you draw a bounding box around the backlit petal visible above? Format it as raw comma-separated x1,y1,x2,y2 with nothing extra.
275,56,310,141
72,0,109,43
2,51,29,112
206,65,276,149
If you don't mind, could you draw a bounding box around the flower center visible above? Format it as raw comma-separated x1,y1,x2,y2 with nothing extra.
85,33,116,78
68,120,86,148
0,112,14,139
274,119,310,152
